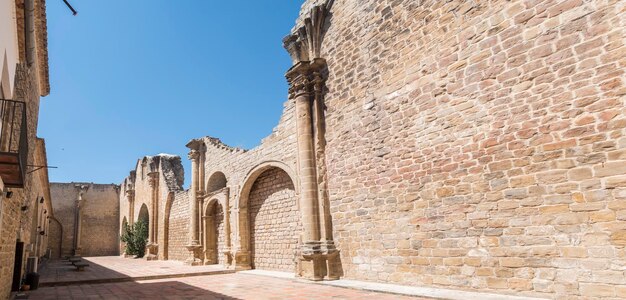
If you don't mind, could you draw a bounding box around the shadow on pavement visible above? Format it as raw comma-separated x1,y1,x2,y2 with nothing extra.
26,279,241,299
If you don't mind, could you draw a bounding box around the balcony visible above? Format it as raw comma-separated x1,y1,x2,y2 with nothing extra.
0,99,28,188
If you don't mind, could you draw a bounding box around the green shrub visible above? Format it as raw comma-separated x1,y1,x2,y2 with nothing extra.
120,219,148,257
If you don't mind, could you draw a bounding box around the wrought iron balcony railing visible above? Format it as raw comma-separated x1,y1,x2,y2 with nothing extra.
0,99,28,188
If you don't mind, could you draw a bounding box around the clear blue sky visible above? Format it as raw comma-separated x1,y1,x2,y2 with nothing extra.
39,1,304,186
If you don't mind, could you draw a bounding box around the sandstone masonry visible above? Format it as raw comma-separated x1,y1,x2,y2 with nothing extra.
49,183,120,257
116,0,626,299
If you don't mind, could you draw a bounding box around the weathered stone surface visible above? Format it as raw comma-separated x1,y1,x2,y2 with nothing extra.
49,183,120,257
106,0,626,298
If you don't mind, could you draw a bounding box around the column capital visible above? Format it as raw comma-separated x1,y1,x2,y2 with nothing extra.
125,189,135,199
147,172,159,187
286,59,327,100
188,149,200,161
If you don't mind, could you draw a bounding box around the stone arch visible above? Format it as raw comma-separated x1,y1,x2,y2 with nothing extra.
203,198,226,265
138,203,149,227
236,161,300,271
206,171,227,194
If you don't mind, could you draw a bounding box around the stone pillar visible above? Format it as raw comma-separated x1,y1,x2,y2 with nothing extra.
223,189,233,268
292,67,321,242
283,3,337,281
311,69,341,280
72,185,88,256
185,147,202,265
234,205,252,270
126,189,135,226
287,60,326,280
145,172,159,260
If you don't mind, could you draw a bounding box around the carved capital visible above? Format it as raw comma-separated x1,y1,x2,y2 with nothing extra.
125,189,135,199
286,59,327,100
188,149,199,161
147,172,159,187
288,73,311,99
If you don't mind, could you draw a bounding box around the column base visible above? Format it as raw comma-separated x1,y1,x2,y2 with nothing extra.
222,248,234,269
145,243,159,260
296,241,341,281
204,249,217,265
185,244,203,266
73,248,82,257
234,250,251,270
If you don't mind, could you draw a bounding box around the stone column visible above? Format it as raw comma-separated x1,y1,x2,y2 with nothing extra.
223,189,233,268
287,61,325,280
311,69,341,280
185,147,202,265
146,172,159,260
126,189,135,226
282,1,340,281
234,206,251,270
73,185,87,256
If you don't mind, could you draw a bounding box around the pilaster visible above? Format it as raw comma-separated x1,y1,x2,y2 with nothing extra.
145,172,159,260
284,0,341,281
185,141,204,265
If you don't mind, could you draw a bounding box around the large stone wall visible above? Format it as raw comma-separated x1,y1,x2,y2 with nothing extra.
114,0,626,298
50,183,120,257
304,0,626,298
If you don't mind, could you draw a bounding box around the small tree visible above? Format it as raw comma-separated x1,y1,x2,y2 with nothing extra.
120,219,148,257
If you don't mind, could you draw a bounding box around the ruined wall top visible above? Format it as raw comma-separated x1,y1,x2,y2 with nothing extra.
121,154,185,193
283,0,334,64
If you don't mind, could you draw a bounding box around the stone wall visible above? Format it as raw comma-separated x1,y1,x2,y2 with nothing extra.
249,167,300,272
167,191,189,261
302,0,626,298
50,183,120,257
0,64,50,298
113,0,626,298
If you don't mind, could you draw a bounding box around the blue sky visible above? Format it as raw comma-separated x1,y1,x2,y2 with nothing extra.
39,1,304,186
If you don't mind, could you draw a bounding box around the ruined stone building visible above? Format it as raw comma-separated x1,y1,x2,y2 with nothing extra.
48,183,120,258
114,0,626,298
0,0,54,298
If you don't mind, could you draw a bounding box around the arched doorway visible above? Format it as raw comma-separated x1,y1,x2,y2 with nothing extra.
243,166,300,271
203,199,225,265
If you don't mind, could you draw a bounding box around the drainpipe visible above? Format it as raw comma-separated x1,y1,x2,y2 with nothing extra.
25,0,36,66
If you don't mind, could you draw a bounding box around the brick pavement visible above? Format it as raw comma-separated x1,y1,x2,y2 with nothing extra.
28,273,426,299
39,256,231,286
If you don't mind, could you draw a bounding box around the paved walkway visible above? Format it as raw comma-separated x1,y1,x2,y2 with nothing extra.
28,273,424,299
39,256,232,286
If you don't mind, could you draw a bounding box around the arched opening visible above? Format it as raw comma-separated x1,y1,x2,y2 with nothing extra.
121,217,128,254
136,204,150,257
203,199,225,265
138,204,149,226
243,166,299,271
206,172,227,194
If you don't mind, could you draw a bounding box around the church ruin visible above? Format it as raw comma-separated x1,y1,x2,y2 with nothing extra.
114,0,626,298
